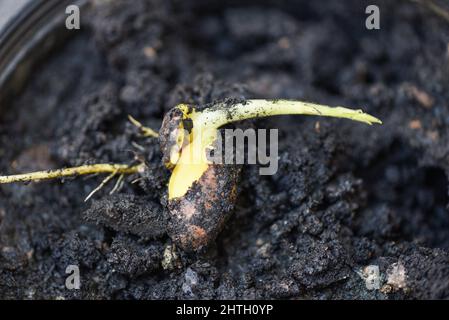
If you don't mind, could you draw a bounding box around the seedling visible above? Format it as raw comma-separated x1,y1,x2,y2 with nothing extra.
0,99,381,251
159,100,381,250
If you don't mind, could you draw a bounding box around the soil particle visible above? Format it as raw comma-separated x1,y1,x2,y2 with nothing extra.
107,235,162,276
51,232,101,271
84,194,167,239
400,248,449,299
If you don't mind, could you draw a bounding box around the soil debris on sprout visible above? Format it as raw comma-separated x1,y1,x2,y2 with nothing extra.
0,99,381,252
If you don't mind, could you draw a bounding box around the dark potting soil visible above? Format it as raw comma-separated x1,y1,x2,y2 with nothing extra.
1,0,449,299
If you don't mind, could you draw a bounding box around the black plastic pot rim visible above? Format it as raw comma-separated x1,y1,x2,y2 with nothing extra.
0,0,86,105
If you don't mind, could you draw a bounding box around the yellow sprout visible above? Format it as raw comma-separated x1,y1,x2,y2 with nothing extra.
168,99,382,200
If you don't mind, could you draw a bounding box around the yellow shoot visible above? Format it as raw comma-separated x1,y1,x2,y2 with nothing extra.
168,99,382,199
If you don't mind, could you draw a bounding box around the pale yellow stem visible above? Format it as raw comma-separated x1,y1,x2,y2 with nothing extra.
0,163,144,184
194,99,382,129
128,115,159,138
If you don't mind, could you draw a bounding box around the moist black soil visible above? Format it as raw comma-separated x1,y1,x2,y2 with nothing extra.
1,0,449,299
